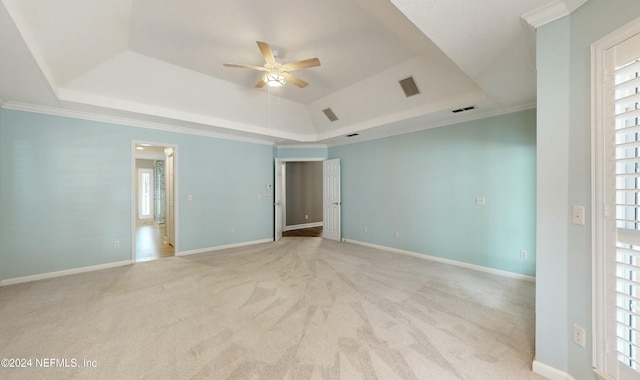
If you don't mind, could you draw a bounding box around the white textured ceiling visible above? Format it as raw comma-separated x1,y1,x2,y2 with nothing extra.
0,0,583,146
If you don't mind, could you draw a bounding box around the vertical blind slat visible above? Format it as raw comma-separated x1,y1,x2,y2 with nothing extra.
613,58,640,374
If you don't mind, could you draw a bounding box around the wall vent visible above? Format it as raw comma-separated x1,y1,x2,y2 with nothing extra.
399,76,420,97
452,106,477,113
322,108,339,122
346,133,360,137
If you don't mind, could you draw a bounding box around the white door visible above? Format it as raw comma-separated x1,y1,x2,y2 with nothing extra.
323,159,341,241
165,148,175,246
274,159,284,241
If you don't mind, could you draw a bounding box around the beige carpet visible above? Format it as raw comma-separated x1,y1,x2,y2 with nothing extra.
0,238,542,379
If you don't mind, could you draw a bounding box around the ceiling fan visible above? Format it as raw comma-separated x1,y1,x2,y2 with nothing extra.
223,41,320,88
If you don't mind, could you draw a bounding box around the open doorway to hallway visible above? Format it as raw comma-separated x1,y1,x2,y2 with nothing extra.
133,142,176,262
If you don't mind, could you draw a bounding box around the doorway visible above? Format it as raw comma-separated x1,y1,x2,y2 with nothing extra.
133,142,177,262
274,158,340,241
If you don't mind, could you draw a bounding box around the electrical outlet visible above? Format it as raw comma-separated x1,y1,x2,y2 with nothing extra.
231,228,236,235
305,214,309,220
114,241,120,249
573,323,586,347
520,250,528,259
364,226,368,233
394,232,400,239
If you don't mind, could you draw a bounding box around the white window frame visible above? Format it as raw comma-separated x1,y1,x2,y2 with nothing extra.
593,16,640,380
138,168,154,219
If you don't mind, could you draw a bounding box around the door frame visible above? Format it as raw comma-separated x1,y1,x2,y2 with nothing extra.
131,140,179,262
274,157,325,241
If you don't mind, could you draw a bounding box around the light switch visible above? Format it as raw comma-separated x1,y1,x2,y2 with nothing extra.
572,205,585,225
475,196,486,206
187,194,193,201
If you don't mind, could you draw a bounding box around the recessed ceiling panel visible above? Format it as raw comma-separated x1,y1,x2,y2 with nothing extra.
126,0,438,104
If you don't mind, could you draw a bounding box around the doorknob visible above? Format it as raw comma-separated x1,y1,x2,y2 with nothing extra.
333,202,341,205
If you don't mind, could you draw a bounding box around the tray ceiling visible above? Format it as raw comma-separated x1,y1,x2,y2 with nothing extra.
0,0,585,145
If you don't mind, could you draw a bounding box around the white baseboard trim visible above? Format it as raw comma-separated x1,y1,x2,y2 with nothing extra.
343,239,536,282
177,238,273,257
0,260,132,287
532,360,576,380
283,222,323,231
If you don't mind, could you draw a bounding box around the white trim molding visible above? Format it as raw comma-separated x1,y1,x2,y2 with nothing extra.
593,368,615,380
522,0,589,29
343,239,536,282
327,102,537,148
532,360,577,380
1,101,276,146
177,239,273,257
0,260,132,287
276,144,328,150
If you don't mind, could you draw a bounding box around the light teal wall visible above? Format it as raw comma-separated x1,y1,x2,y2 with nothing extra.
536,1,640,379
536,17,571,374
0,109,274,281
275,146,328,159
329,109,537,276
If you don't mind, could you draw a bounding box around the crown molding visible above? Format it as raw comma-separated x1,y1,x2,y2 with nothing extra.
1,101,277,146
327,101,537,148
2,100,538,149
275,144,328,149
522,0,589,29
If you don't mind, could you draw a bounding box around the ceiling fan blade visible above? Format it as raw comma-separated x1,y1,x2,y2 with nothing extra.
257,41,276,65
223,63,267,71
281,72,308,88
282,58,321,71
256,78,266,88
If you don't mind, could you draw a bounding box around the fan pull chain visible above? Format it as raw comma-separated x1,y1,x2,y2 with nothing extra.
266,84,281,129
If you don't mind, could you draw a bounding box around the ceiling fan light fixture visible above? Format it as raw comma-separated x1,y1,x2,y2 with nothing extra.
263,72,286,87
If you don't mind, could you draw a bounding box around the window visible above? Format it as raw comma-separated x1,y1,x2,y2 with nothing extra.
594,17,640,380
138,168,154,219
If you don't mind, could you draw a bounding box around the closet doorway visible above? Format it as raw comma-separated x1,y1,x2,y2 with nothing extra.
132,142,177,262
275,158,328,240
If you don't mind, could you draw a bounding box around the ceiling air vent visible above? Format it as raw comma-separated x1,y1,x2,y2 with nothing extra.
346,133,360,137
399,76,420,98
322,108,339,122
452,106,477,113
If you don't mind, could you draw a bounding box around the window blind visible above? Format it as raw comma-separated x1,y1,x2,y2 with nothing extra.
613,51,640,378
